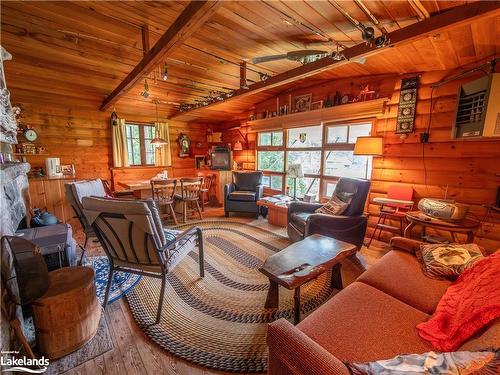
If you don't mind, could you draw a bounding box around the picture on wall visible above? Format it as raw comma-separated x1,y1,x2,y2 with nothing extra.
294,94,312,112
396,76,419,134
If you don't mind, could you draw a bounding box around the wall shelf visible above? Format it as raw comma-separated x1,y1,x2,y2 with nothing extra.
248,97,390,132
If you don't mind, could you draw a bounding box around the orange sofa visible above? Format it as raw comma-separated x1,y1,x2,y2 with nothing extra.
266,237,499,375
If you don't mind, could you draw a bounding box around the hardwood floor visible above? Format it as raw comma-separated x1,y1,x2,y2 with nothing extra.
67,207,390,375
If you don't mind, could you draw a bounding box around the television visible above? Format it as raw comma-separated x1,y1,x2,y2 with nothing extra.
211,146,232,170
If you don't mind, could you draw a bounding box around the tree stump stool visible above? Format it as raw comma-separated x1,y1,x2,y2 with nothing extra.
32,266,100,359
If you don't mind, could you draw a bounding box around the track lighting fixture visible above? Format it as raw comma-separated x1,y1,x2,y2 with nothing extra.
162,63,168,81
361,25,375,42
374,34,390,48
259,73,270,81
331,44,345,61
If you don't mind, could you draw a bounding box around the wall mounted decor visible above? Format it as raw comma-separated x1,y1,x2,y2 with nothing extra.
178,133,191,158
0,46,20,144
396,76,419,134
294,93,312,112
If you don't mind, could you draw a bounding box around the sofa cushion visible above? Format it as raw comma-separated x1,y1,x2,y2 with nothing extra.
416,243,485,280
289,212,313,233
357,250,451,314
298,282,433,363
228,191,256,202
233,171,262,191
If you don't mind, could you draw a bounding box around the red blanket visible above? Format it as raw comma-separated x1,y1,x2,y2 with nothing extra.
417,250,500,351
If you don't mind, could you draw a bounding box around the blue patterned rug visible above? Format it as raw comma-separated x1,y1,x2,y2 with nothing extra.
85,255,141,304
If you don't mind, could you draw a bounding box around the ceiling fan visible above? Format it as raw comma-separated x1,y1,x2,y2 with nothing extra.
251,50,328,65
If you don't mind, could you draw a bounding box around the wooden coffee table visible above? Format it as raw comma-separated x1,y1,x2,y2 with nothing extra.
259,234,357,324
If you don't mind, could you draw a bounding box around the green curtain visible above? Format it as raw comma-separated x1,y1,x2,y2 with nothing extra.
154,122,172,166
112,118,129,167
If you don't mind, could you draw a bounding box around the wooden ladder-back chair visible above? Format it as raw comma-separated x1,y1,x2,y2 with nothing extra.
81,196,204,324
199,174,215,212
177,177,203,223
151,179,178,224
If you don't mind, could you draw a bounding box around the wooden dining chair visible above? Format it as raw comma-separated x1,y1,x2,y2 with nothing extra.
199,174,215,212
151,179,178,225
176,177,203,223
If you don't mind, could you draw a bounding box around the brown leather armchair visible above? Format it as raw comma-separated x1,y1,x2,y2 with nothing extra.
287,178,370,250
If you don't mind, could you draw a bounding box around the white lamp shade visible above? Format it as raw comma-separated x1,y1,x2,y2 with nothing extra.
286,163,304,178
353,136,383,156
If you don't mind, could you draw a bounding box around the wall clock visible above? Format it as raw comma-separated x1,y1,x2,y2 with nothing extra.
24,128,38,142
396,76,419,134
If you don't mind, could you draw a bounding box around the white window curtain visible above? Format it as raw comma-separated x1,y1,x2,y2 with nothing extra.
154,122,172,167
112,118,129,167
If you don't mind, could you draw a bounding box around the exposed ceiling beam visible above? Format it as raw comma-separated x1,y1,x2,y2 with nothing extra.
170,1,499,120
407,0,431,20
100,1,222,111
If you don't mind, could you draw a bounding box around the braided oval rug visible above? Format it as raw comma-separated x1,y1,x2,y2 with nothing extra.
125,220,335,373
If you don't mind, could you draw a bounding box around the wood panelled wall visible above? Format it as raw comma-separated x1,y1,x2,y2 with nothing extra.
222,69,500,253
7,86,213,182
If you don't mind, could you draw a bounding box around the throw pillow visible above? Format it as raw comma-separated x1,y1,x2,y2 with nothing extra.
315,195,349,216
416,251,500,352
346,349,500,375
416,243,484,280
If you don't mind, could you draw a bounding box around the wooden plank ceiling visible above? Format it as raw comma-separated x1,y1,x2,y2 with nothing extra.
3,0,497,124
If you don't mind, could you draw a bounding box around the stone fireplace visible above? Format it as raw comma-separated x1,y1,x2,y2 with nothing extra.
1,162,30,351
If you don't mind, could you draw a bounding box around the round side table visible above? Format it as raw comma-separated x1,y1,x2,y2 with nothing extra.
404,211,480,243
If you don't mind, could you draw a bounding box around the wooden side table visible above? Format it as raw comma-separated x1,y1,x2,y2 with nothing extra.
404,211,480,243
257,200,289,227
259,234,356,324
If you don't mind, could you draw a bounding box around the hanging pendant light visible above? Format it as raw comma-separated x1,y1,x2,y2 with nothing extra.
141,79,150,98
151,100,168,147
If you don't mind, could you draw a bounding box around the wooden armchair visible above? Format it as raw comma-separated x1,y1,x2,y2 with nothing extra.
81,196,204,324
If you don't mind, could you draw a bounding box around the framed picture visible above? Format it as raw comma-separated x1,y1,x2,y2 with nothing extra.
61,164,75,176
311,100,323,111
294,94,312,112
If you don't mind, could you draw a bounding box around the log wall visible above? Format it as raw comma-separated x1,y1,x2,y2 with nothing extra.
222,70,500,252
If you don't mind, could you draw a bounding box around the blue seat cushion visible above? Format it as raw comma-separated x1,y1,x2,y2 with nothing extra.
228,191,257,202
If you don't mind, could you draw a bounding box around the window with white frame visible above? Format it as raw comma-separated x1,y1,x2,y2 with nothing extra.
256,121,372,200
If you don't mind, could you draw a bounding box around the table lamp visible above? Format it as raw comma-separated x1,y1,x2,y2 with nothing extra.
286,163,304,200
353,136,383,179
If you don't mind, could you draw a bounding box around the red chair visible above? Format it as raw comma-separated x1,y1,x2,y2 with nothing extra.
367,185,414,247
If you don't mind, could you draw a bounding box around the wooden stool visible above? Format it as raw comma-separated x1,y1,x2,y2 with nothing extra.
32,266,100,359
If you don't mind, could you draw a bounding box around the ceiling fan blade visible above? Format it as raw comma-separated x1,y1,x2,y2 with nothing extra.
251,54,288,64
286,50,327,59
352,57,367,64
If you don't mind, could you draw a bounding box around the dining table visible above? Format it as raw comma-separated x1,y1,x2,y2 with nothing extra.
117,178,198,199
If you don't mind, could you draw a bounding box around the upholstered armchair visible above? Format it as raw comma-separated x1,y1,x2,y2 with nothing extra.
287,178,370,250
224,171,264,218
81,196,204,324
64,179,108,264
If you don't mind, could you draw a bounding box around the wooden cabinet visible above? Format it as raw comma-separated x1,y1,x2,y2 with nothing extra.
28,178,75,224
197,170,232,205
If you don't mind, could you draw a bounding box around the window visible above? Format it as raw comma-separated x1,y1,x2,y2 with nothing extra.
256,121,372,200
263,175,283,190
258,131,283,146
286,151,321,175
257,151,284,172
125,123,156,166
323,151,369,179
287,177,319,199
287,125,322,148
